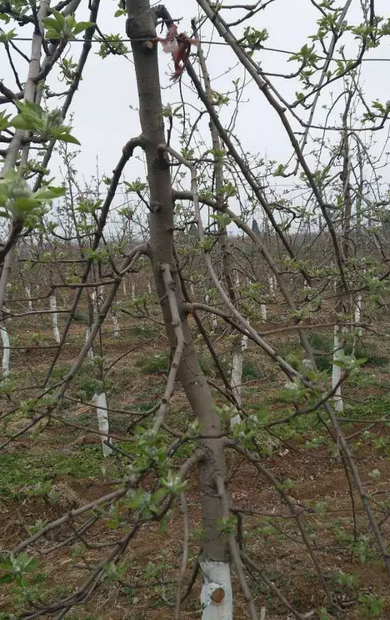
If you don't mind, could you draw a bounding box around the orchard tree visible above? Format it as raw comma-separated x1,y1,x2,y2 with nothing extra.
1,1,390,620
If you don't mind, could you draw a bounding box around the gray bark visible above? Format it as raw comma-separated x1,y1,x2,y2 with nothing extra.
126,0,228,564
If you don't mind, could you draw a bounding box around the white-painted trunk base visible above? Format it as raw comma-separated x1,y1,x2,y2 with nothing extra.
332,325,343,413
25,286,33,311
147,281,152,294
1,323,10,377
231,347,243,422
86,327,94,359
92,392,113,457
91,289,100,314
122,279,127,297
131,281,136,300
260,303,267,321
200,560,233,620
112,312,120,338
50,294,60,344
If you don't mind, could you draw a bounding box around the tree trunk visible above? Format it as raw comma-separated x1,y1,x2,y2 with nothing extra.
354,293,362,337
331,325,343,413
112,308,120,338
86,292,94,359
1,321,10,377
25,285,33,311
196,41,244,428
231,333,248,415
126,0,230,613
332,94,353,414
50,293,61,344
92,392,113,457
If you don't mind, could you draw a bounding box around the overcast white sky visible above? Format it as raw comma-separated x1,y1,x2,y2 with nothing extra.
1,0,390,203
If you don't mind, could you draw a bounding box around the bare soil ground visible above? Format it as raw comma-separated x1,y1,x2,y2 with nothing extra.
1,312,390,620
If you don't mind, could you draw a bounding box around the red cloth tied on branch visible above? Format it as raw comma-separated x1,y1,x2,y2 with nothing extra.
158,23,200,81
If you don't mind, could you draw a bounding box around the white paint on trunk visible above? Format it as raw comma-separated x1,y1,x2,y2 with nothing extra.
190,282,195,296
354,294,363,336
147,281,152,294
91,289,100,313
50,294,60,344
1,322,10,377
131,280,136,300
92,392,113,457
25,286,33,311
122,278,127,297
200,560,233,620
268,275,275,295
230,333,248,427
332,325,343,413
112,311,120,338
91,290,97,310
86,327,94,359
260,303,267,321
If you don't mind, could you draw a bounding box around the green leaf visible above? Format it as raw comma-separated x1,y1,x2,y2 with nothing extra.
158,509,172,533
12,197,39,213
51,127,80,145
44,28,62,40
50,8,66,28
42,17,62,31
0,28,16,43
63,133,80,145
15,100,43,118
34,186,65,200
0,574,14,584
72,21,95,35
11,115,33,131
0,112,10,131
0,553,39,585
57,132,80,145
11,101,45,132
